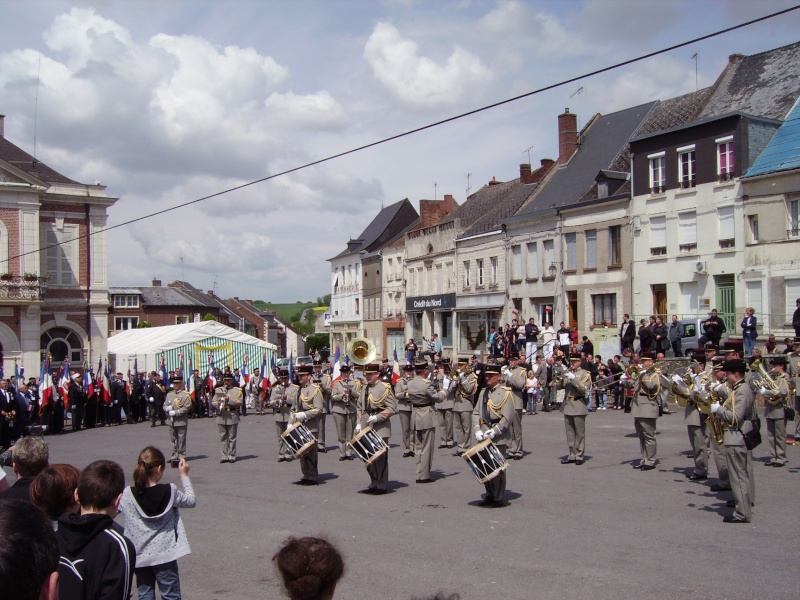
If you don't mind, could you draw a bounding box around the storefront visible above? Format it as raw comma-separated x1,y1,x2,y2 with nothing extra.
405,293,456,356
456,292,504,358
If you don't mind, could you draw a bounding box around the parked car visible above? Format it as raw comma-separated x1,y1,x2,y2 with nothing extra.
275,356,314,369
677,318,730,355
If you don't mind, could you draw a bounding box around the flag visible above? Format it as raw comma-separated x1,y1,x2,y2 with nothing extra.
82,360,93,400
260,354,271,390
331,346,341,384
160,355,170,390
241,354,249,385
287,352,294,384
39,359,54,412
187,357,196,401
206,354,216,393
178,353,185,378
58,361,71,409
98,358,111,405
269,356,278,385
391,344,401,386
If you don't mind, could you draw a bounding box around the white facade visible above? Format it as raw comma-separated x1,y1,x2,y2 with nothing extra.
328,252,362,352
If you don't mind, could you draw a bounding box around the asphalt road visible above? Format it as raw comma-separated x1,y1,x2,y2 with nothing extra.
15,404,799,600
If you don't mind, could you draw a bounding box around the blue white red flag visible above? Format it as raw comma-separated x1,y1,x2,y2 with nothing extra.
331,346,341,384
160,356,170,391
391,343,401,385
58,361,71,409
39,359,54,410
241,354,249,386
206,354,216,392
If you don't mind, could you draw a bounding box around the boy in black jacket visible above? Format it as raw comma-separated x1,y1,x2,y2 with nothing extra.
55,460,136,600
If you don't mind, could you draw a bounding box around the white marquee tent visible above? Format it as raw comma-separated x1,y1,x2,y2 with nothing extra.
108,321,277,374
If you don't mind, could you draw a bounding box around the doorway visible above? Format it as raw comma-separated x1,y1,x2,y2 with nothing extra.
652,284,667,317
567,291,578,329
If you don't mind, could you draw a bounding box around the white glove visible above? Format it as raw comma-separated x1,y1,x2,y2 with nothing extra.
169,410,176,417
758,387,767,396
693,385,703,394
367,415,378,424
620,374,629,382
671,375,683,384
355,423,362,434
565,372,575,381
501,366,509,375
710,402,721,414
113,400,118,405
713,383,725,394
295,411,307,421
458,372,464,380
474,430,485,441
71,405,76,410
442,377,451,390
485,428,496,440
148,396,154,403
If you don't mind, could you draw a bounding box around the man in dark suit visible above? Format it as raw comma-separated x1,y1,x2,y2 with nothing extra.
0,380,14,448
619,314,636,353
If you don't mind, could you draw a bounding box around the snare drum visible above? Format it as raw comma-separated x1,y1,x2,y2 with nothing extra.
462,438,507,484
348,425,388,467
281,421,317,459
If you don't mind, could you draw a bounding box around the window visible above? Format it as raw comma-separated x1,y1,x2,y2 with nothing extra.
565,233,577,270
786,279,800,318
648,152,665,193
446,262,454,291
526,242,538,279
748,215,759,243
591,294,616,326
490,257,498,284
176,315,189,325
678,145,696,189
435,264,443,293
463,261,471,288
716,136,734,181
476,259,484,286
115,317,139,330
608,226,621,266
678,211,697,253
510,245,522,280
387,258,393,281
355,298,359,315
585,229,597,269
650,215,667,256
718,206,735,249
113,295,140,308
41,223,78,285
543,240,554,275
789,198,799,238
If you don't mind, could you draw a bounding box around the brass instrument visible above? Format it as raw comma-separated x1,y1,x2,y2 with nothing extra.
704,380,725,445
668,366,694,407
624,364,641,379
749,358,782,404
347,337,376,366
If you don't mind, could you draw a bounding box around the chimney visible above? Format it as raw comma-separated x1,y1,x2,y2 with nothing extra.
0,115,4,138
520,164,532,184
524,158,556,184
443,194,454,213
152,278,162,287
728,53,745,64
419,196,455,228
488,176,502,186
558,108,579,165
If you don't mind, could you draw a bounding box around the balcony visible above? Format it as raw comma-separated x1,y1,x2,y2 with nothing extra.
0,276,46,302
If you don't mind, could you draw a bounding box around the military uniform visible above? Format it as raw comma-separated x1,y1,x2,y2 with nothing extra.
313,366,332,451
672,368,709,478
554,361,590,463
212,380,243,462
270,377,299,461
407,367,445,482
164,383,193,459
761,364,790,466
294,377,325,484
502,361,527,459
788,349,800,443
628,360,661,469
472,375,514,504
147,378,166,427
393,368,414,457
436,368,455,448
356,372,397,493
330,372,359,460
453,362,477,456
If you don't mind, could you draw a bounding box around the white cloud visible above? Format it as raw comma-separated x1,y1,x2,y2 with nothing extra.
363,21,493,109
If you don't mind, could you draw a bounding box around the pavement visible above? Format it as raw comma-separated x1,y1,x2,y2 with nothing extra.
15,405,800,600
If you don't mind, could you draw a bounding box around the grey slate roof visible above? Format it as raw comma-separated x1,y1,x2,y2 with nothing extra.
631,88,713,138
0,136,79,185
698,41,800,122
139,287,201,307
456,178,539,238
330,198,418,259
743,98,800,178
516,101,656,215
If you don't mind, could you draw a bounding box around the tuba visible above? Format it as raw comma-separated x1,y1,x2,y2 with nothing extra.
749,358,781,404
347,337,376,366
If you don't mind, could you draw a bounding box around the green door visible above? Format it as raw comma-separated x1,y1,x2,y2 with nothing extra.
715,274,736,332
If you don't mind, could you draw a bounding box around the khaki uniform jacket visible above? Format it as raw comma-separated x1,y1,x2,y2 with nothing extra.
762,372,790,419
213,385,243,425
555,368,590,416
786,352,800,397
296,383,324,434
631,370,662,419
331,378,358,415
502,365,527,410
472,385,514,445
407,376,445,430
673,375,704,427
394,378,412,412
164,390,193,426
358,380,397,438
453,371,477,412
313,372,332,398
718,380,755,446
270,383,299,423
435,373,455,410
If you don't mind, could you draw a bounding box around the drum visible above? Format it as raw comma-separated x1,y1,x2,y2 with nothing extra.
348,425,388,467
281,421,317,459
462,438,507,484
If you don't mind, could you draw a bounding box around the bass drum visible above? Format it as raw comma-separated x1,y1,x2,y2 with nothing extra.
462,438,507,484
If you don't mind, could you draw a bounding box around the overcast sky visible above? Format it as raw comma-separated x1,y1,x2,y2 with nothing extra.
1,0,798,302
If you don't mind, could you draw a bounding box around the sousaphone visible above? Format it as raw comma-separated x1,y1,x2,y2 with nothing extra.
347,337,376,366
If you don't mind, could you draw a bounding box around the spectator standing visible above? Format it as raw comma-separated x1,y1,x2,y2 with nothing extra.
581,336,594,358
609,357,624,410
668,315,684,357
525,318,540,363
487,326,497,357
741,308,758,357
637,319,652,354
619,314,636,352
793,297,800,337
541,322,556,358
557,322,571,357
525,367,539,415
14,383,33,440
652,316,669,354
405,338,418,364
570,326,579,351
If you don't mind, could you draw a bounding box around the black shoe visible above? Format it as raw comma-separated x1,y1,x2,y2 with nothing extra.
347,455,356,461
710,484,732,492
305,480,318,486
575,459,584,465
318,448,327,453
512,455,523,460
722,515,749,523
438,444,447,449
278,457,287,463
773,462,785,468
339,456,347,461
632,464,642,469
358,488,376,494
403,451,414,458
416,478,433,484
220,459,227,463
688,473,708,481
452,450,463,457
639,464,656,471
561,458,575,464
228,458,235,463
292,480,307,486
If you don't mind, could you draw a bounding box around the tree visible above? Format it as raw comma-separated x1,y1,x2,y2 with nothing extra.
316,294,331,307
202,313,216,321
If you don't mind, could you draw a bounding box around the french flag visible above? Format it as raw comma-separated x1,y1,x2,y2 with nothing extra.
82,361,93,400
331,346,341,384
391,345,401,385
99,359,111,405
39,359,54,411
241,354,249,386
206,354,216,392
58,361,71,409
260,354,271,391
187,357,196,401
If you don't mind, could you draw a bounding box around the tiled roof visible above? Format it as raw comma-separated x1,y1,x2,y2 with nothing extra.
698,41,800,121
457,178,538,237
138,287,203,307
0,136,79,184
744,98,800,178
631,88,712,138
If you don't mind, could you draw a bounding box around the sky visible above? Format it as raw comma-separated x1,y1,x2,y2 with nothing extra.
1,0,798,302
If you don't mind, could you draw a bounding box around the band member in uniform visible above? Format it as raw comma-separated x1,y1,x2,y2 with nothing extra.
554,353,590,465
452,357,477,457
246,369,263,415
312,360,332,453
270,369,299,462
760,356,790,467
407,359,445,483
472,364,514,506
292,365,324,485
671,361,710,480
502,351,527,460
788,339,800,445
710,359,756,522
212,373,243,463
705,355,732,491
394,364,415,457
355,363,397,494
148,372,166,427
625,352,661,470
435,361,455,449
164,375,193,461
330,365,358,461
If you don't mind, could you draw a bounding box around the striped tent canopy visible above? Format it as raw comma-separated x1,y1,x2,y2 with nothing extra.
108,321,277,375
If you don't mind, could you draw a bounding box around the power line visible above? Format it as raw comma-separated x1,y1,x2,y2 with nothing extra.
5,3,799,267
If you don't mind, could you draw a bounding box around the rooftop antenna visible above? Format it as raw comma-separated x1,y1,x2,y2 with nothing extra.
691,52,698,91
433,181,438,200
570,86,583,99
180,256,184,284
33,53,41,159
213,275,218,296
523,146,534,165
569,87,584,145
466,173,471,198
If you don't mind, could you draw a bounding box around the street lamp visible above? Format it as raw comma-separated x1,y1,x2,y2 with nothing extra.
548,262,558,278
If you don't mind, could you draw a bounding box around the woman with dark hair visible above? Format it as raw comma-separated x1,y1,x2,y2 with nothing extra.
29,464,81,524
273,536,344,600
